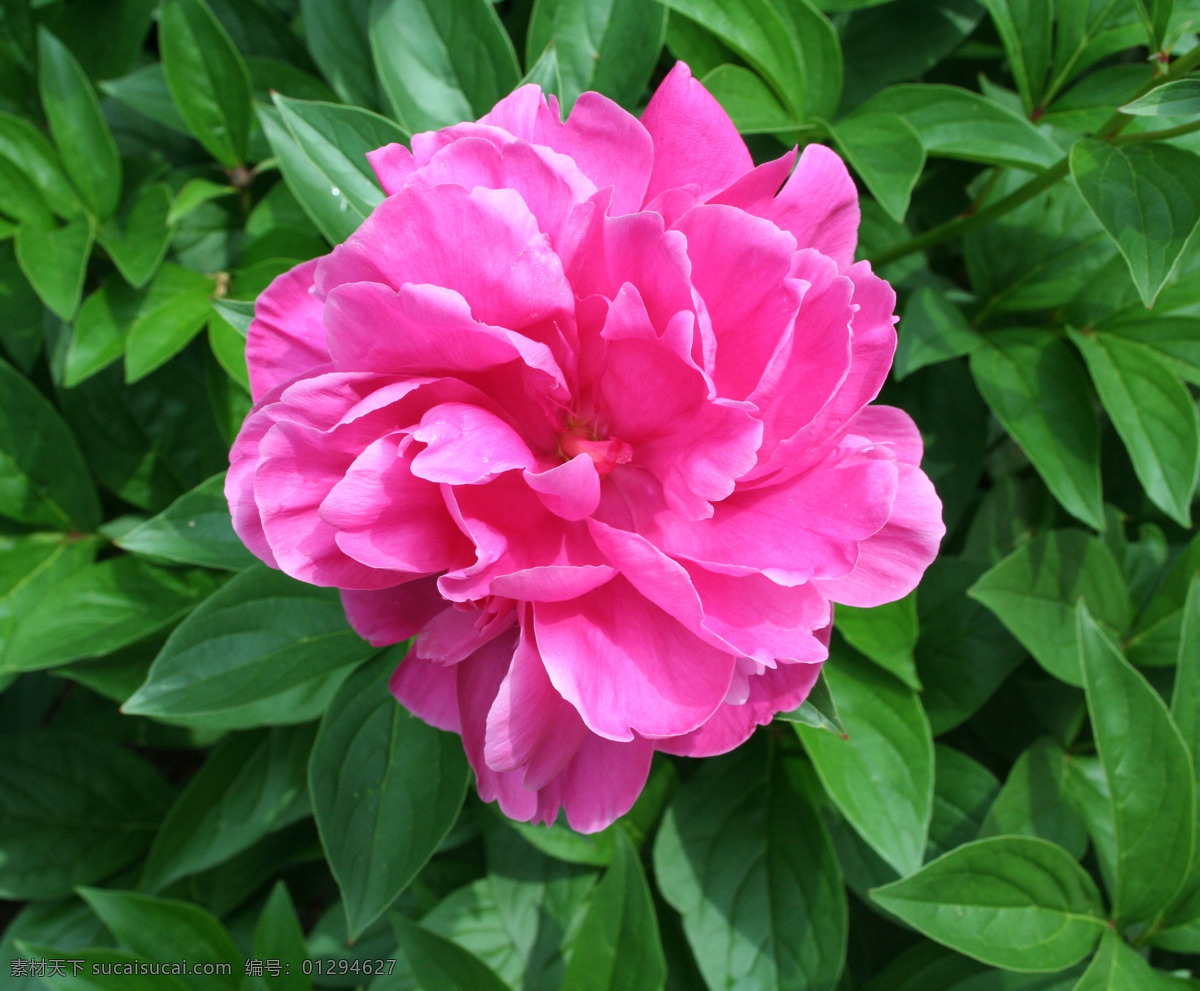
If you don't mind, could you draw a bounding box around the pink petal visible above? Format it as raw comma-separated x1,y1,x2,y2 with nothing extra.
417,598,517,664
366,143,415,195
847,404,925,466
533,575,737,741
315,184,573,332
523,454,601,521
672,204,801,401
640,62,753,205
552,92,654,215
343,577,447,647
322,432,472,574
536,732,654,833
684,563,832,664
254,420,407,589
709,148,796,210
663,450,899,585
657,656,825,758
761,143,860,270
455,632,541,822
390,647,462,733
245,259,330,403
411,402,537,484
489,565,617,603
812,462,945,607
484,619,588,788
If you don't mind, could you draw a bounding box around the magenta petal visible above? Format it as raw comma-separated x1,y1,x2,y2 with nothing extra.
534,575,736,741
524,454,601,521
411,402,537,484
315,184,573,332
844,405,924,466
322,433,471,575
762,144,860,271
344,577,447,647
640,62,753,205
489,565,617,602
657,658,824,758
366,142,415,194
812,462,945,607
663,452,899,585
542,732,654,833
417,599,517,665
672,204,801,400
390,648,462,733
484,620,588,787
555,92,654,215
246,259,330,403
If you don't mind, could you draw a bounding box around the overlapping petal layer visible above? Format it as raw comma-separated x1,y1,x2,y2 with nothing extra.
229,61,945,833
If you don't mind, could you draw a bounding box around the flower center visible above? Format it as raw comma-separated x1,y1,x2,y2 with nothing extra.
559,425,632,475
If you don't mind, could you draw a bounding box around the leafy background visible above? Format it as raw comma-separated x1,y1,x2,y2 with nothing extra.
1,0,1200,988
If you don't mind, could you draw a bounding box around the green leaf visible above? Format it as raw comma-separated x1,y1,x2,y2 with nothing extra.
797,647,934,875
14,213,93,320
1068,329,1198,526
37,28,121,221
0,534,97,658
700,64,802,134
123,263,217,383
1070,139,1200,308
870,836,1106,972
394,914,510,991
97,183,173,289
1132,0,1174,51
0,241,43,372
1103,316,1200,386
859,84,1062,171
249,882,312,991
168,179,236,227
208,314,251,390
78,888,241,990
1121,78,1200,116
835,591,921,690
17,946,191,991
140,724,314,893
981,0,1053,115
123,564,376,719
100,62,192,136
117,472,256,571
0,357,100,531
927,745,1001,861
1,900,107,991
561,830,665,991
526,0,667,111
1074,930,1194,991
653,0,808,118
775,669,846,735
1126,530,1200,668
267,94,407,244
0,108,82,219
978,738,1088,858
764,0,843,120
300,0,379,109
210,296,255,337
311,649,470,939
1171,575,1200,807
160,0,253,168
0,732,173,899
828,111,925,222
0,557,219,673
969,331,1105,530
895,286,982,380
1077,603,1195,926
369,0,521,132
520,43,565,102
653,741,847,991
969,530,1132,686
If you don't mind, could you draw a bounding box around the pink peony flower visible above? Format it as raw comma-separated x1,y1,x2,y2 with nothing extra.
227,62,945,833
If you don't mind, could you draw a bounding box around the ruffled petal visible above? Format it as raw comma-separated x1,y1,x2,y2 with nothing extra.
533,575,737,741
245,258,329,403
640,62,753,205
760,143,860,271
390,647,462,733
344,577,447,647
812,462,945,607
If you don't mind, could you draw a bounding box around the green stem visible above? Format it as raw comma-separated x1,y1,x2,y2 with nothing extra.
1112,116,1200,144
870,158,1069,268
866,46,1200,268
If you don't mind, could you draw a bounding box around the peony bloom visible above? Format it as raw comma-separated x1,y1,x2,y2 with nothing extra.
227,62,945,832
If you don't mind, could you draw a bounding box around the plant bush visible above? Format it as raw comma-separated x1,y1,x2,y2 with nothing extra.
1,0,1199,988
